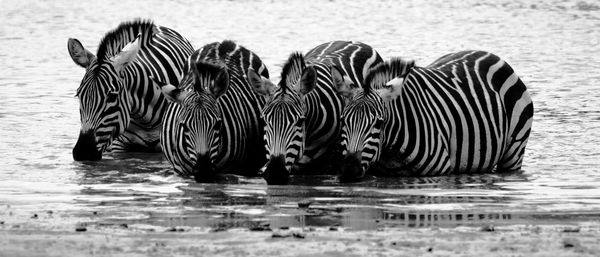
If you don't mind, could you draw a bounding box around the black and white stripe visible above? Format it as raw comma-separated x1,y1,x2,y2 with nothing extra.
69,19,194,161
156,40,270,181
340,50,534,181
251,41,383,184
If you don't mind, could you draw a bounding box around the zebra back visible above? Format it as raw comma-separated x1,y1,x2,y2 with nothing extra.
382,51,533,175
301,41,384,166
306,41,383,87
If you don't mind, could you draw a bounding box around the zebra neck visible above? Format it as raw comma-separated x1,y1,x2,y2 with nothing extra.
127,78,167,129
381,98,408,156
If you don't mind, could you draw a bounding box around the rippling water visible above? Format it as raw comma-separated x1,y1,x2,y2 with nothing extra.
1,0,600,231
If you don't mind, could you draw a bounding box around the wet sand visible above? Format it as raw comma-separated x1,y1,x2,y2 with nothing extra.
2,222,599,257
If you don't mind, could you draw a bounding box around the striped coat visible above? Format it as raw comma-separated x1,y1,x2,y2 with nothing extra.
157,40,270,181
68,19,194,161
250,41,383,184
340,50,533,181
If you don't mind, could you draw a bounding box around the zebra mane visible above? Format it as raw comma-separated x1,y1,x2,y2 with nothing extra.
215,40,238,60
192,61,228,92
363,57,415,93
279,52,306,91
95,19,155,69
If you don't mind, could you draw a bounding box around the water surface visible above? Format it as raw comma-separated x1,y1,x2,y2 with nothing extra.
1,0,600,231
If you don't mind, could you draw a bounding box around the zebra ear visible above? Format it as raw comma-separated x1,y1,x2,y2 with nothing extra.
248,68,275,96
67,38,95,68
376,77,404,103
208,69,229,99
295,66,316,97
112,34,141,74
151,76,187,104
331,65,355,98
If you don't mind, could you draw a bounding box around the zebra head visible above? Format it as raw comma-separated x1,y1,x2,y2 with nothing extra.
339,57,414,182
154,61,228,182
68,35,141,161
249,52,350,185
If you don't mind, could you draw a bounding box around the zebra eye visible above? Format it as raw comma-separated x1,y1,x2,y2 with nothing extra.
373,116,384,128
295,117,305,127
106,91,119,102
214,119,223,130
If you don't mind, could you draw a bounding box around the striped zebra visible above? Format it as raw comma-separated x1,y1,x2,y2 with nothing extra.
339,50,533,182
250,41,383,184
68,19,194,161
152,40,271,182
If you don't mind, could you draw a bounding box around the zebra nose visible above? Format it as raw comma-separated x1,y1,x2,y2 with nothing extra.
338,152,364,183
72,132,102,161
192,154,218,183
262,155,289,185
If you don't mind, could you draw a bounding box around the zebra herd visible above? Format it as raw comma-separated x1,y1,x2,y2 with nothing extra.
68,19,533,185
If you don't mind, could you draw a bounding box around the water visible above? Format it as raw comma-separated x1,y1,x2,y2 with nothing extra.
1,0,600,232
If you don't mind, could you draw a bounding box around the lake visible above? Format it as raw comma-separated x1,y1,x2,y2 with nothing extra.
1,0,600,234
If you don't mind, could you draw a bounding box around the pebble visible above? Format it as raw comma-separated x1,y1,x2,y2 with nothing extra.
31,214,38,219
249,223,272,231
210,227,227,232
298,200,312,208
119,224,128,229
563,238,580,248
272,231,291,238
75,227,87,232
292,232,306,239
481,225,495,232
329,226,339,231
562,227,580,233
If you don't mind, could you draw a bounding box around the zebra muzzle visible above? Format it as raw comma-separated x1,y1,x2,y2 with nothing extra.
192,154,218,183
338,152,365,183
72,132,102,161
262,155,289,185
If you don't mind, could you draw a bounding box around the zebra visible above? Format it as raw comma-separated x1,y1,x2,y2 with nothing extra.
152,40,271,182
68,19,194,161
249,41,383,185
339,50,534,182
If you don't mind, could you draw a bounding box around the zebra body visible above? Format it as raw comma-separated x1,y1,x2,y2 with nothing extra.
340,50,533,181
250,41,383,184
68,19,194,161
157,40,270,181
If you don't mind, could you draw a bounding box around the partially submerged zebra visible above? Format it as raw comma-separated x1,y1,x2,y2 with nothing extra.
249,41,383,184
153,40,271,182
340,50,533,182
68,19,194,161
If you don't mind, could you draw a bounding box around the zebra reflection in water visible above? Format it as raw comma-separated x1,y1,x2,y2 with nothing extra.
169,174,520,230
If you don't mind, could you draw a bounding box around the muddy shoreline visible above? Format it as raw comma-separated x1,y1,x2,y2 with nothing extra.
2,222,599,257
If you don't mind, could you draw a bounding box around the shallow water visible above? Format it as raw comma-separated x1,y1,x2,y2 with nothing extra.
1,0,600,232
